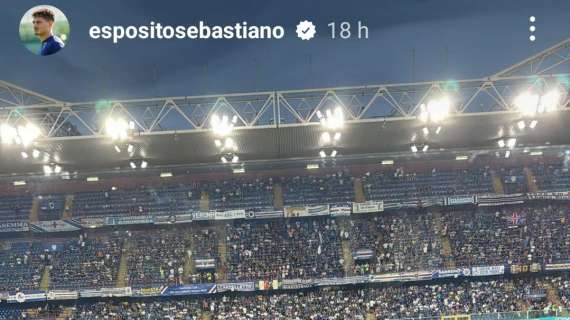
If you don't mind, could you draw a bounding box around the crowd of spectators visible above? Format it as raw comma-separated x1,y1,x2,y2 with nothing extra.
347,211,442,275
226,218,344,281
280,171,354,205
444,204,570,267
362,167,494,202
50,233,124,289
1,276,568,319
127,228,189,288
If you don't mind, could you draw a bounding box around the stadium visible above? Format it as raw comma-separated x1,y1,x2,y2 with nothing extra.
2,2,570,319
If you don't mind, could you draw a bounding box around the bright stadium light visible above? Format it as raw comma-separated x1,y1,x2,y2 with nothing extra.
411,145,418,153
231,155,239,163
514,89,564,116
418,96,451,123
221,156,228,164
43,165,53,176
140,160,148,169
32,149,40,159
319,107,345,130
435,126,442,135
422,145,429,152
333,132,341,141
214,139,222,147
505,150,511,158
114,145,121,153
422,127,430,136
319,150,326,158
160,172,173,178
381,160,394,165
17,123,41,147
127,144,134,153
130,161,137,169
529,120,538,129
21,151,28,159
497,139,506,148
0,123,18,145
514,91,540,116
507,138,517,149
105,117,131,141
538,89,562,113
13,181,26,186
211,113,237,136
330,150,338,157
54,165,62,174
517,120,526,130
306,164,319,170
455,155,469,161
321,132,331,144
233,168,245,174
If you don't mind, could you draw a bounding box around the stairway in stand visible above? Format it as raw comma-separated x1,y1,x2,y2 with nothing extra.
116,241,130,288
338,218,355,276
215,224,229,281
433,211,455,269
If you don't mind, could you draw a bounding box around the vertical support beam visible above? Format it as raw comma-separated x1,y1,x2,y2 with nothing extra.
29,197,40,223
200,191,210,212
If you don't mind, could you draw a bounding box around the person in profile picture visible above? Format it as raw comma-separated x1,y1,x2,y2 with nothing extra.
32,8,64,56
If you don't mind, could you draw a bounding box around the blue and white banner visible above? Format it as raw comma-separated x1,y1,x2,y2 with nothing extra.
0,221,29,233
316,276,368,286
353,249,374,261
195,258,216,270
46,290,79,301
104,216,154,226
251,210,283,219
31,220,81,233
352,201,383,214
214,209,246,220
281,279,315,290
544,263,570,271
193,211,216,220
432,268,471,279
527,191,570,201
79,287,132,298
161,283,217,296
478,194,525,206
133,287,163,297
217,282,256,292
7,291,46,303
330,204,351,217
445,195,476,206
471,265,505,276
284,205,329,217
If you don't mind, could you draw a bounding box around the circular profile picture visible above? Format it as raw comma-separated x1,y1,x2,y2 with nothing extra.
19,5,69,56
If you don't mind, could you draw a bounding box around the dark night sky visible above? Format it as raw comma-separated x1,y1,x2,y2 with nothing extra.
1,0,569,102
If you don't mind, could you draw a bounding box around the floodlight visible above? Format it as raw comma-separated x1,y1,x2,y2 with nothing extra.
32,149,40,159
18,123,41,147
411,145,418,153
529,120,538,129
211,114,235,136
422,145,429,152
330,150,338,157
130,161,137,169
114,145,121,153
141,160,148,169
319,150,326,158
21,151,28,159
539,89,562,113
419,96,451,123
105,117,130,141
507,138,517,149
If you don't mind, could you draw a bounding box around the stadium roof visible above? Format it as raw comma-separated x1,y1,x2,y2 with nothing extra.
0,39,569,177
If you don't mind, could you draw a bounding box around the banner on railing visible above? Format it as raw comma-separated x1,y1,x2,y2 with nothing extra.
104,216,154,226
352,201,384,213
432,268,471,279
46,290,79,301
316,276,369,286
193,211,215,220
544,263,570,271
195,258,216,270
477,194,525,206
31,220,81,233
330,204,351,217
7,291,46,303
284,205,329,217
161,284,216,296
79,287,132,298
214,209,246,220
0,221,29,233
353,249,374,261
133,287,163,297
445,195,477,206
216,282,256,292
420,197,445,207
281,279,315,290
527,191,570,201
251,210,283,219
76,217,105,228
508,263,542,274
471,265,505,276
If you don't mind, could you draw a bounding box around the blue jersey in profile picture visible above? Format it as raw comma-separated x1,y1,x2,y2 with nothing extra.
40,35,64,56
